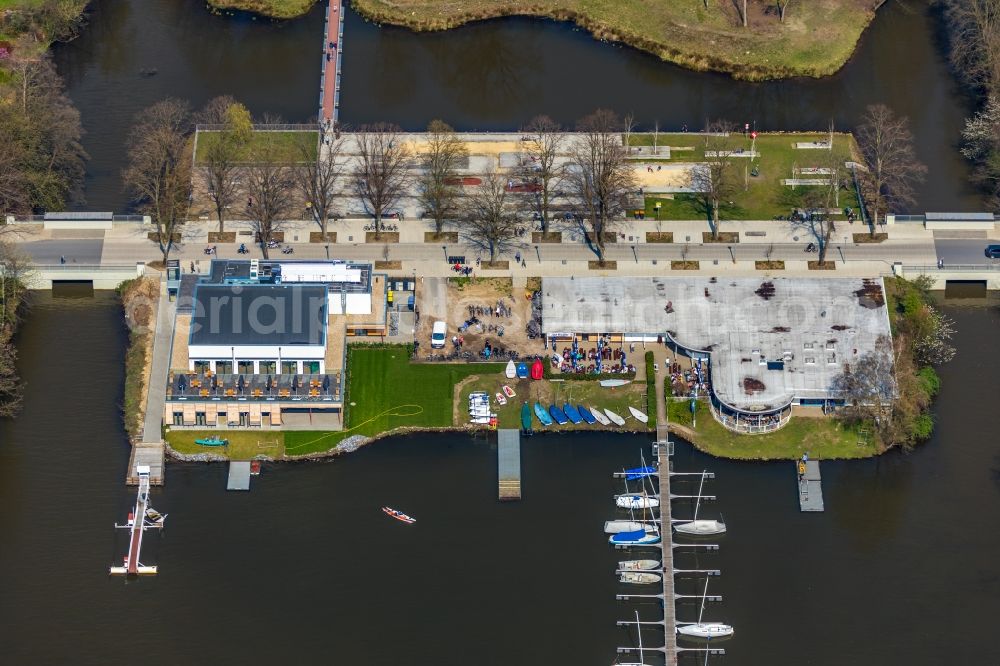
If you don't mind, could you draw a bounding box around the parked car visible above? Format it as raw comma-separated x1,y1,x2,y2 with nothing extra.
985,244,1000,259
431,321,447,348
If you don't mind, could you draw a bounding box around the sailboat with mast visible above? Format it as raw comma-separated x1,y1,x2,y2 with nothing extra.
673,470,726,536
676,578,734,639
615,469,660,510
610,467,661,547
616,610,653,666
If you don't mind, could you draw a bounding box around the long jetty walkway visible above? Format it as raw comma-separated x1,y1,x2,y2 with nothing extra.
658,437,679,664
318,0,345,125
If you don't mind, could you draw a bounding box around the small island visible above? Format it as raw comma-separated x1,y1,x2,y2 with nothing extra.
208,0,881,80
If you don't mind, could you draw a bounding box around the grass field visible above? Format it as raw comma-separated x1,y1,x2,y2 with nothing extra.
193,130,318,164
217,0,880,80
667,399,877,460
637,132,862,221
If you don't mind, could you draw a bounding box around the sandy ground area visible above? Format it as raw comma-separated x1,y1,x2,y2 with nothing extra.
414,277,541,359
633,163,696,188
407,139,521,157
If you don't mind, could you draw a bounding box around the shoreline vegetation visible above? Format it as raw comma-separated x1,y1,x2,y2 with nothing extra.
208,0,881,80
117,277,159,439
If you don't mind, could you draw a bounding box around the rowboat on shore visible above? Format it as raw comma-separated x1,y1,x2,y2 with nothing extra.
195,436,228,447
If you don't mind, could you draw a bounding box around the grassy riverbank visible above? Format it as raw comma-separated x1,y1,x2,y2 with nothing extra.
668,399,877,460
117,277,159,438
211,0,879,80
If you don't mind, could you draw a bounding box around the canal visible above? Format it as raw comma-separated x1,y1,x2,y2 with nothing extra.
55,0,981,213
0,292,996,664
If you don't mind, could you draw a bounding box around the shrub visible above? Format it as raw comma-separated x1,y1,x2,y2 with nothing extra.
910,413,934,441
917,366,941,398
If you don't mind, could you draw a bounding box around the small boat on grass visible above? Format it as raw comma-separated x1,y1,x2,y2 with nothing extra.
195,436,228,447
620,571,662,585
619,559,660,571
599,378,631,388
604,408,626,426
628,406,649,423
502,385,516,398
505,359,516,379
616,494,660,510
382,507,416,524
562,403,582,424
590,407,611,426
577,405,596,424
520,403,533,434
495,392,507,405
516,362,529,378
605,520,651,534
549,404,568,425
533,402,553,426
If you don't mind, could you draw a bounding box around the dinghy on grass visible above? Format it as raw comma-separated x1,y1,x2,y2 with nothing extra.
599,378,631,388
533,402,553,426
562,404,582,424
577,405,597,424
548,404,568,425
590,407,611,426
504,359,516,378
628,406,649,423
604,408,626,426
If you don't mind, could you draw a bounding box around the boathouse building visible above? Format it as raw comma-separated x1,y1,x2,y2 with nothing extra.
540,276,894,433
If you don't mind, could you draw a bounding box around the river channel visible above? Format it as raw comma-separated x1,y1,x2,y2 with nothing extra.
0,292,996,664
54,0,981,213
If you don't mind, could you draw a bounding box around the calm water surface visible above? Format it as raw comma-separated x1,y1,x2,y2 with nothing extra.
0,294,997,664
54,0,980,211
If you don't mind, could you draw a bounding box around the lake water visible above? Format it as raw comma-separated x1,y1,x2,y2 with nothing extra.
0,292,997,664
54,0,981,212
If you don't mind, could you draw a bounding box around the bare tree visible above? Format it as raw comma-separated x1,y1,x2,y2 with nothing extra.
123,99,193,264
353,123,411,240
417,120,467,238
462,170,522,265
294,131,345,240
691,120,739,241
563,109,637,263
519,114,565,233
941,0,1000,93
832,334,897,440
856,104,927,235
199,99,252,234
777,0,793,23
790,149,843,265
244,138,295,259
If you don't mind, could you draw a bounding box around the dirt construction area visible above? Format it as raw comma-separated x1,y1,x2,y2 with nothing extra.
414,277,543,360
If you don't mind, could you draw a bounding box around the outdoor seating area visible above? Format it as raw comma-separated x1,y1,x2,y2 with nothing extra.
666,356,711,398
166,372,341,402
548,337,637,376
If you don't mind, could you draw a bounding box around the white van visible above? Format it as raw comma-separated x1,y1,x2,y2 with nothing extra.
431,321,447,348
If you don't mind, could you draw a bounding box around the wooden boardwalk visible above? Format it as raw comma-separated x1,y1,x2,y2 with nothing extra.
318,0,345,124
658,442,679,665
497,429,521,500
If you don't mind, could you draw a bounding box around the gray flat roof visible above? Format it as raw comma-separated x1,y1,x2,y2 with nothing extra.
190,284,327,347
541,277,892,412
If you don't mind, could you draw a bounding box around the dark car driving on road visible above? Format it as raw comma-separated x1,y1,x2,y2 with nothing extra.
986,244,1000,259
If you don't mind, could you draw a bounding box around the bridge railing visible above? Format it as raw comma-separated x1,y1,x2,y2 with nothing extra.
901,264,1000,272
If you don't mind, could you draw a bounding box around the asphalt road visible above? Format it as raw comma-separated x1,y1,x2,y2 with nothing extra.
934,239,998,265
18,239,104,265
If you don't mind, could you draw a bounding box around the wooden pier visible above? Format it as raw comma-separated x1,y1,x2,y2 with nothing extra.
110,466,163,576
659,442,679,664
797,460,824,512
497,429,521,501
227,461,252,491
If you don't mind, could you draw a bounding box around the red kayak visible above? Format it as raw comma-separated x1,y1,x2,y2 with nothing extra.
382,507,416,524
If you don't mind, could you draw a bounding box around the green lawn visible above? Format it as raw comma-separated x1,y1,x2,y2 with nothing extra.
193,130,318,165
283,346,503,455
166,429,285,459
637,132,862,222
667,399,878,460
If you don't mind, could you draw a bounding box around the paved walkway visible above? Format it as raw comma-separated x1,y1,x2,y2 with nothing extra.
142,276,174,444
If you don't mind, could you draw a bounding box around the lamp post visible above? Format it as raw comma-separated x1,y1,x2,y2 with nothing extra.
728,245,735,264
535,244,541,264
632,245,638,264
442,245,448,262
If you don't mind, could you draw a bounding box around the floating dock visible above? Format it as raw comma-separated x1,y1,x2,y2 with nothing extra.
797,460,824,512
227,461,252,491
110,466,164,576
497,429,521,501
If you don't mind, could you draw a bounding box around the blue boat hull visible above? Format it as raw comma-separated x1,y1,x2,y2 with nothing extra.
562,403,582,424
609,529,661,546
533,402,553,426
549,405,568,425
577,405,597,424
516,362,529,378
